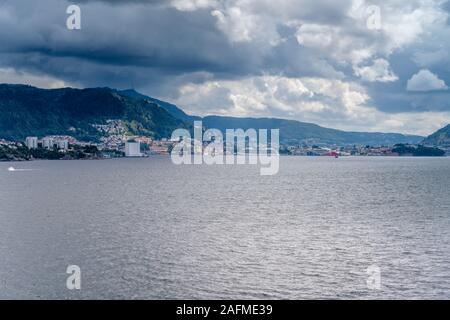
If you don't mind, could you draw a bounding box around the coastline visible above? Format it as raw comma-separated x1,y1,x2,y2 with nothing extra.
1,154,448,164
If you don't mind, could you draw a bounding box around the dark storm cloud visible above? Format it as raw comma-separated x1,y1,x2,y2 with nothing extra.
0,0,343,93
0,1,241,90
1,0,450,134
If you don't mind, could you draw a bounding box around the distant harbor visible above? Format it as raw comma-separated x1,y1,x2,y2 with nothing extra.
1,135,448,162
1,118,448,162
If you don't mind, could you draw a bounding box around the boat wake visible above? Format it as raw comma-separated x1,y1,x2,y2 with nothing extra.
7,167,34,172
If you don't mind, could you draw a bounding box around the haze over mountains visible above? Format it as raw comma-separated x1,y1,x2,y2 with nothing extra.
0,84,431,146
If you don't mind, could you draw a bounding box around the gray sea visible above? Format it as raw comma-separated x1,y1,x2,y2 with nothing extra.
0,156,449,299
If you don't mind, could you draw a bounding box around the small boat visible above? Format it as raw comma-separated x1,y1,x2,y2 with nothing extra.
8,167,15,172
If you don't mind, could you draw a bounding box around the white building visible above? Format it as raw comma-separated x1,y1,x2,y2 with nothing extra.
42,137,54,149
56,140,69,151
125,140,142,157
25,137,38,149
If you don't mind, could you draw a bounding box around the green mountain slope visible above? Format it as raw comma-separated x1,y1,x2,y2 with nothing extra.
0,84,187,141
119,89,199,122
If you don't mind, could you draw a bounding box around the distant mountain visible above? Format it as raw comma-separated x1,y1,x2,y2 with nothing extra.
0,84,187,141
422,124,450,146
118,89,423,146
0,84,424,146
201,116,423,146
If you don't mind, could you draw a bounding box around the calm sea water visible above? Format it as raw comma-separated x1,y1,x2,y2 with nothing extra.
0,157,449,300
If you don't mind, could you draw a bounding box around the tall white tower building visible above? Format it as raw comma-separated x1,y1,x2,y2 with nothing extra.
25,137,38,149
125,140,142,157
42,137,54,149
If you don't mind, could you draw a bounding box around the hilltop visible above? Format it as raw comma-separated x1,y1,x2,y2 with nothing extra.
0,84,187,141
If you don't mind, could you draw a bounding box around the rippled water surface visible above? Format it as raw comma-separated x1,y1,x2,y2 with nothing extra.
0,157,449,299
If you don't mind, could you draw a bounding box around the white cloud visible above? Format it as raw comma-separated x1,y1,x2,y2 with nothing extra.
407,69,448,92
211,8,254,43
354,59,398,82
170,0,218,11
197,0,449,68
175,76,348,117
379,2,447,51
168,75,450,135
211,7,281,45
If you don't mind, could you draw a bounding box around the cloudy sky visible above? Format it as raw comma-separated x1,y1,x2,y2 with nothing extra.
1,0,450,135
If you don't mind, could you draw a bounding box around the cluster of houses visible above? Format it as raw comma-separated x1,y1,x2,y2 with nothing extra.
18,133,448,158
285,145,400,157
100,136,175,157
91,120,175,156
0,139,12,146
23,135,176,158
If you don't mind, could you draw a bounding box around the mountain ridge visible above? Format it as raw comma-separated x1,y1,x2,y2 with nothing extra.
119,89,200,123
119,89,423,146
422,124,450,146
0,84,187,141
0,84,424,146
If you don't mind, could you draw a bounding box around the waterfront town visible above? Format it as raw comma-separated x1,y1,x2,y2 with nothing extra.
0,120,449,161
1,135,449,161
0,135,175,160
